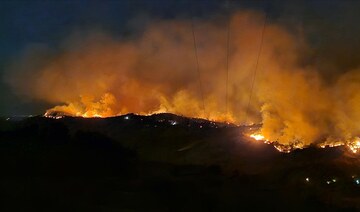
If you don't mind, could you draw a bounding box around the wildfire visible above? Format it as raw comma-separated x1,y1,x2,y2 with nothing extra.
7,7,360,160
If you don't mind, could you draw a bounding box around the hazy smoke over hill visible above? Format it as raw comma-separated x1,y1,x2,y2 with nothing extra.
5,10,360,147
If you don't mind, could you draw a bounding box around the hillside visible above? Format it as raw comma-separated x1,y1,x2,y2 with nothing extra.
0,114,360,211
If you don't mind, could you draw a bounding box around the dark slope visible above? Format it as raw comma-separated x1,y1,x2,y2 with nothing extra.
0,114,360,211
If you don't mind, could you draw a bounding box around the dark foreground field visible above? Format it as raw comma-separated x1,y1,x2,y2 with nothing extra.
1,114,360,211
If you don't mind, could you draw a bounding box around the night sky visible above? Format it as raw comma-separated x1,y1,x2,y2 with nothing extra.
1,0,360,116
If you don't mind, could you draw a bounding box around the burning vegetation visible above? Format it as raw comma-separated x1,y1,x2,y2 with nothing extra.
5,10,360,152
249,132,360,154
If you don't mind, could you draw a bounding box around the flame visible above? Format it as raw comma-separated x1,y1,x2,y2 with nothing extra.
347,138,360,153
317,137,360,154
249,132,272,144
249,132,293,153
250,133,265,141
248,132,360,154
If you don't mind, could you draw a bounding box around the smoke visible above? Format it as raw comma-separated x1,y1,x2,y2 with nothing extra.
4,10,360,147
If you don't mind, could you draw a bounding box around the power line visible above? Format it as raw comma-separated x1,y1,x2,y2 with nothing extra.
191,16,206,114
225,3,231,117
245,10,268,124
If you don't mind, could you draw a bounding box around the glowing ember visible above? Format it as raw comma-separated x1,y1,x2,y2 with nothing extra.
273,144,291,153
319,142,343,149
43,111,64,119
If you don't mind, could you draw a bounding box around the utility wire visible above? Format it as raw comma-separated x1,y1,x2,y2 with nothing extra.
245,9,268,124
225,2,231,118
191,16,206,114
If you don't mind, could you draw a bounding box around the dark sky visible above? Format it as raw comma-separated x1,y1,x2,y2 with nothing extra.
1,0,360,116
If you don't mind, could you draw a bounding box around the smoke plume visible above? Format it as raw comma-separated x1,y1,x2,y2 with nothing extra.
5,10,360,148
